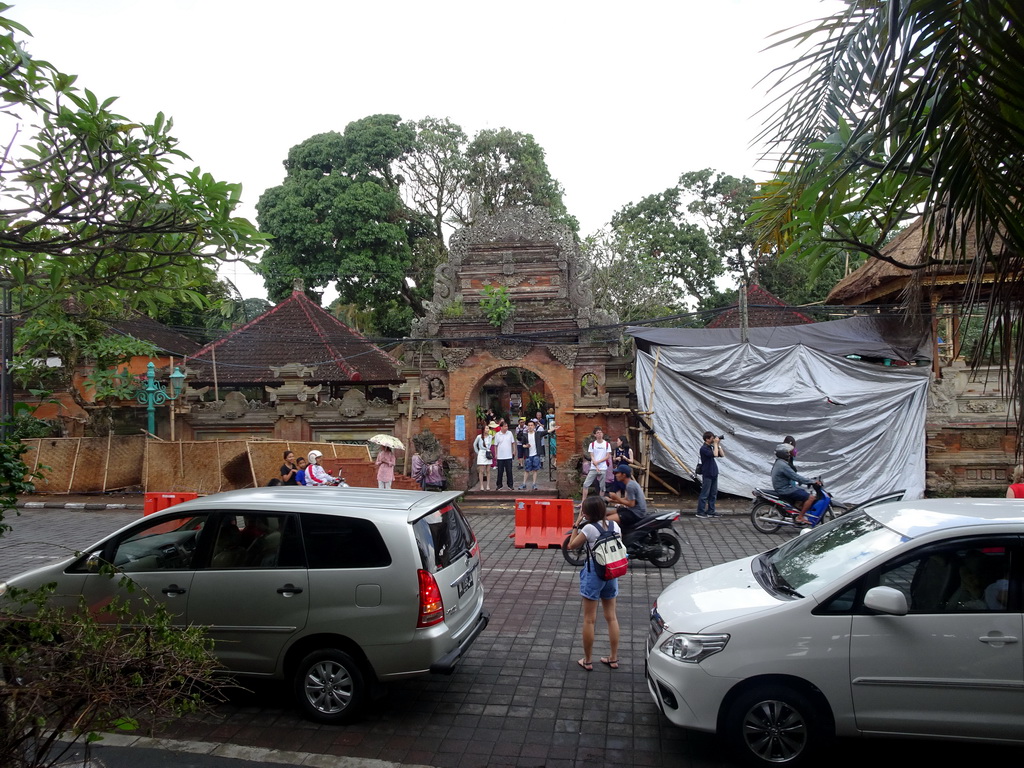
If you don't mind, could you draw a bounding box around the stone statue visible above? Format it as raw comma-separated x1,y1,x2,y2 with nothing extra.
429,376,446,400
581,374,599,398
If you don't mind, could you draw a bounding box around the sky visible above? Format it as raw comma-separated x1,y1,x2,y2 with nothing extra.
12,0,840,301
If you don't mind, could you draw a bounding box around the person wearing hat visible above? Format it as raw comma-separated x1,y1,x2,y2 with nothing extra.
771,442,816,523
305,450,341,486
606,463,647,533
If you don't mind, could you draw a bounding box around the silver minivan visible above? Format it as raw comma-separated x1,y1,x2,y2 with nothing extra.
0,487,488,723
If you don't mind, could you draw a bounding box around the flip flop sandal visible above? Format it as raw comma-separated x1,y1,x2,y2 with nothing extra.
600,657,619,669
577,659,593,671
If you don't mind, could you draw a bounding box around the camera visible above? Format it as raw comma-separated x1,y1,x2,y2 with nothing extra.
717,435,726,440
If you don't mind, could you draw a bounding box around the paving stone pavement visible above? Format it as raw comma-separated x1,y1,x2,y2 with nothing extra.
4,499,1021,768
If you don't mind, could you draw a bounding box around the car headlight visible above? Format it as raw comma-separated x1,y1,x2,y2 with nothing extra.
658,633,729,663
0,582,8,598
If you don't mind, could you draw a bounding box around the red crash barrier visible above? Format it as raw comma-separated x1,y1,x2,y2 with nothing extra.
514,498,574,548
143,492,199,516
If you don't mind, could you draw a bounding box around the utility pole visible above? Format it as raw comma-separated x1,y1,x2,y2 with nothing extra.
738,278,749,344
0,281,13,441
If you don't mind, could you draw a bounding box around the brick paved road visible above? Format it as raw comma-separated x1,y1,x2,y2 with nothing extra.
4,504,1022,768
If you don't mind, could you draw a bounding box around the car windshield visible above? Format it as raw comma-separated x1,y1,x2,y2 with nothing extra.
767,510,905,595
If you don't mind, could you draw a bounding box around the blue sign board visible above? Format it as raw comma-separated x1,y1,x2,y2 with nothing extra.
454,414,465,441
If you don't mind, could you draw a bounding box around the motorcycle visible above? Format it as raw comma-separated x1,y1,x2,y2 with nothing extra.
750,480,848,533
562,509,683,568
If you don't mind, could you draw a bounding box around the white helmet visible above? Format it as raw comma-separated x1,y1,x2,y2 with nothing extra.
307,450,323,463
774,443,793,460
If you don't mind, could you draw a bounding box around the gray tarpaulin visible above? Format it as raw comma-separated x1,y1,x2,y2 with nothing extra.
631,317,932,503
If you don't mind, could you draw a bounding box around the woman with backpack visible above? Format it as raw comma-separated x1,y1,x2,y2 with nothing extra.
567,495,622,671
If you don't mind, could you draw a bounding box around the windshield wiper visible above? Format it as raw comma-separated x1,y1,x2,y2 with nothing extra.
766,558,803,599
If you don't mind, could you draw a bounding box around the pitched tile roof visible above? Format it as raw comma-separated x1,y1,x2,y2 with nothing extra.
106,313,202,356
706,284,814,328
184,291,402,385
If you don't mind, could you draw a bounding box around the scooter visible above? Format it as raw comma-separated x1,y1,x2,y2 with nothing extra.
750,481,845,533
562,510,683,568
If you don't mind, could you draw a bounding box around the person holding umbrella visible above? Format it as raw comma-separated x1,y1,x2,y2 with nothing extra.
370,434,404,490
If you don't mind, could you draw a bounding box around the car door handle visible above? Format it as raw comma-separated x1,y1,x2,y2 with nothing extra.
979,634,1018,644
162,584,187,596
277,584,303,595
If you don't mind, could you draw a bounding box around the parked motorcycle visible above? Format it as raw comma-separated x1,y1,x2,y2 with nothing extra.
562,510,682,568
750,481,848,533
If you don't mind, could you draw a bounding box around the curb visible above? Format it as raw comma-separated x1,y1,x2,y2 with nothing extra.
16,500,144,511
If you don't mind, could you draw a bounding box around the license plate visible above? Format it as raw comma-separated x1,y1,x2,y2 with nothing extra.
456,570,474,598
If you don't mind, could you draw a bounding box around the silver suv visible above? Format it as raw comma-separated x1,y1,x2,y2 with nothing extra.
1,487,488,723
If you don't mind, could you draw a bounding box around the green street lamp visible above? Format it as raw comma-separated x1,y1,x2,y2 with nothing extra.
136,362,186,437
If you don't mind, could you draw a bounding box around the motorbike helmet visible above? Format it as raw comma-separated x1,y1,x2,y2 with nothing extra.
307,450,323,463
774,443,794,459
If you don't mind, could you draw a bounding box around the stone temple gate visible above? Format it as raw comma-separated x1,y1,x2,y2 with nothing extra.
407,207,632,494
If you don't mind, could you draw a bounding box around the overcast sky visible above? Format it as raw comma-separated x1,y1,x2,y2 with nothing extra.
14,0,838,300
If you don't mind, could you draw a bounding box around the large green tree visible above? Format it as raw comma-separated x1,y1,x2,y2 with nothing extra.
255,117,429,338
608,185,722,305
257,117,577,336
749,0,1024,413
585,230,686,325
464,127,577,232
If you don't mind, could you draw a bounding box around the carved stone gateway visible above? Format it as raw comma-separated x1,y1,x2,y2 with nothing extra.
409,207,630,494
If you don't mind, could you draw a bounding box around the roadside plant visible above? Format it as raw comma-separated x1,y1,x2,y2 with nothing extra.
0,581,225,768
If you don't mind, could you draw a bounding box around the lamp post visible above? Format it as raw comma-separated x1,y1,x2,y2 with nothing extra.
136,362,186,438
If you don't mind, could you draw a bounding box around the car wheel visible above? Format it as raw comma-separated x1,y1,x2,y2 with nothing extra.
650,532,682,568
561,535,586,567
293,648,365,724
750,502,783,534
724,684,824,766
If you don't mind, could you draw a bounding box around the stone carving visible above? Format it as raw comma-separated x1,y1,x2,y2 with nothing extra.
428,376,446,400
960,400,1003,414
962,431,1002,450
412,429,443,463
546,345,578,368
440,347,473,370
339,388,367,418
221,391,249,419
581,373,599,398
490,341,531,360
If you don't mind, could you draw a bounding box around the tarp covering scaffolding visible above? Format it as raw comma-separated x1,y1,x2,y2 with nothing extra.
630,317,932,503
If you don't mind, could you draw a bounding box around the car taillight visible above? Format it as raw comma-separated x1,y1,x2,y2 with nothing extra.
417,569,444,627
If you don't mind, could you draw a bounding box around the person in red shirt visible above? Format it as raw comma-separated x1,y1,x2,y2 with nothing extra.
1007,464,1024,499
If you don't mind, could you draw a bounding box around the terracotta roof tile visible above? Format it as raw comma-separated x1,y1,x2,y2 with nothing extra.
707,284,814,328
184,291,402,385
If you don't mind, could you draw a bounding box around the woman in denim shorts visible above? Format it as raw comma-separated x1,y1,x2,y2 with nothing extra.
566,496,621,671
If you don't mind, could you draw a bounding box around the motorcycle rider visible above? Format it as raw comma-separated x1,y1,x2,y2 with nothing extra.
606,464,647,537
306,450,343,486
771,443,816,524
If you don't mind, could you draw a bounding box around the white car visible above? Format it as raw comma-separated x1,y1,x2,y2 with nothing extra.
646,498,1024,766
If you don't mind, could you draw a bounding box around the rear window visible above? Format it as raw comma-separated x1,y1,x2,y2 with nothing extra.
413,503,476,571
300,513,392,569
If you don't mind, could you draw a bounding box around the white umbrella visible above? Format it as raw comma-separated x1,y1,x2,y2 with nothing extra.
369,434,405,451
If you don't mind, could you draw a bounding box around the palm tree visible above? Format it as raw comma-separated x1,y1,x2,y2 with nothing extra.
750,0,1023,434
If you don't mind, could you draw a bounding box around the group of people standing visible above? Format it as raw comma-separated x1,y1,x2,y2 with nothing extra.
473,411,558,491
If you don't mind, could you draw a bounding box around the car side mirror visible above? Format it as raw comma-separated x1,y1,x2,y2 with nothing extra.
863,586,909,616
85,550,105,573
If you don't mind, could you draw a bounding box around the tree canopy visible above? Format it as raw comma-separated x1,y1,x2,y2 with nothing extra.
749,0,1024,413
257,116,574,337
0,8,265,321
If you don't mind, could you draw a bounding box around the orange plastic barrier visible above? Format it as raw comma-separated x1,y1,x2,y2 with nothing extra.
143,492,199,516
514,498,574,548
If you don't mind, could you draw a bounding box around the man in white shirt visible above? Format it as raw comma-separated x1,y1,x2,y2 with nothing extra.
582,428,611,502
518,419,545,490
493,422,516,491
